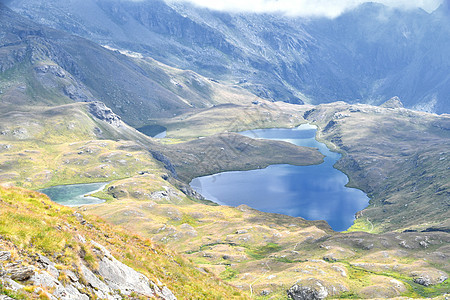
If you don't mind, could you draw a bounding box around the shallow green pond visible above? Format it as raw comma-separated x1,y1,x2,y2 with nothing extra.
40,182,108,207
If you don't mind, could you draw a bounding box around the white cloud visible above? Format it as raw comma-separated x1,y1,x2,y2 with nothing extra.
166,0,443,18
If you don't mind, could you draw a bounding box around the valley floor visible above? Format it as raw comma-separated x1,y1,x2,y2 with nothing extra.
0,100,449,299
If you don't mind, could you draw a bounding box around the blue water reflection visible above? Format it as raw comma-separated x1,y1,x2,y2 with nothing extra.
190,124,369,231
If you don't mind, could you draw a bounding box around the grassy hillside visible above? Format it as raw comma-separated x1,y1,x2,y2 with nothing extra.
0,103,163,190
0,185,248,299
85,178,449,299
303,102,450,233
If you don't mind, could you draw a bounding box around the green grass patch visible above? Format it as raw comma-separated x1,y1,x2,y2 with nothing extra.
0,282,27,300
170,214,198,227
346,218,377,233
337,291,361,299
405,278,450,298
219,266,239,281
340,261,450,298
273,257,304,264
246,243,282,260
90,189,115,202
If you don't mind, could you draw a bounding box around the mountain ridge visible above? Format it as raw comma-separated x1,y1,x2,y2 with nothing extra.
0,3,260,127
9,0,450,113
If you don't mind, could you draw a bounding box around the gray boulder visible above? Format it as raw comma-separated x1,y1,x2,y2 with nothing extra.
7,266,34,281
287,285,325,300
0,251,11,261
88,101,122,127
414,276,432,287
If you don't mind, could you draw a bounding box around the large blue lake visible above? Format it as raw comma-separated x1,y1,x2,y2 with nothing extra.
40,182,108,207
190,124,369,231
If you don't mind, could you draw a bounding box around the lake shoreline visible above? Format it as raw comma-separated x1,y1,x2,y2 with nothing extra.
190,124,370,231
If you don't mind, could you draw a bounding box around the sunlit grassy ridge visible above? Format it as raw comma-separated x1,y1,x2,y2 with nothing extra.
0,103,165,190
158,101,311,141
0,185,248,299
0,139,164,190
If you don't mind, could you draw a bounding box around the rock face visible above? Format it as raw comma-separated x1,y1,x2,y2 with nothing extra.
6,266,34,281
287,284,324,300
0,240,176,300
92,241,176,299
149,150,178,178
88,101,122,127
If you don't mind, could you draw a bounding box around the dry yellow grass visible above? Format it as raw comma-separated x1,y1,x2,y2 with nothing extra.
0,185,249,299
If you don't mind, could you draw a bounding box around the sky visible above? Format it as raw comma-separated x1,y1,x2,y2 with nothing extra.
166,0,443,18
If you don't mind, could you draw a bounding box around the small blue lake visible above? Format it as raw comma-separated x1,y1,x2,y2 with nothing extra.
40,182,108,207
190,124,369,231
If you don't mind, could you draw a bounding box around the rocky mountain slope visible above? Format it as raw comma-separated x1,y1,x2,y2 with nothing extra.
0,3,258,127
9,0,450,113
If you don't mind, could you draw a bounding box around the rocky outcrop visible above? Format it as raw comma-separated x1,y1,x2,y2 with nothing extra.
0,240,176,300
88,101,122,127
381,96,404,109
6,266,34,281
287,284,325,300
92,240,176,300
412,270,448,287
287,278,349,300
149,150,178,178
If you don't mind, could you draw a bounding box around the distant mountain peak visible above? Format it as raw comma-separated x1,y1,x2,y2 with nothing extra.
436,0,450,13
6,0,450,113
381,96,404,109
